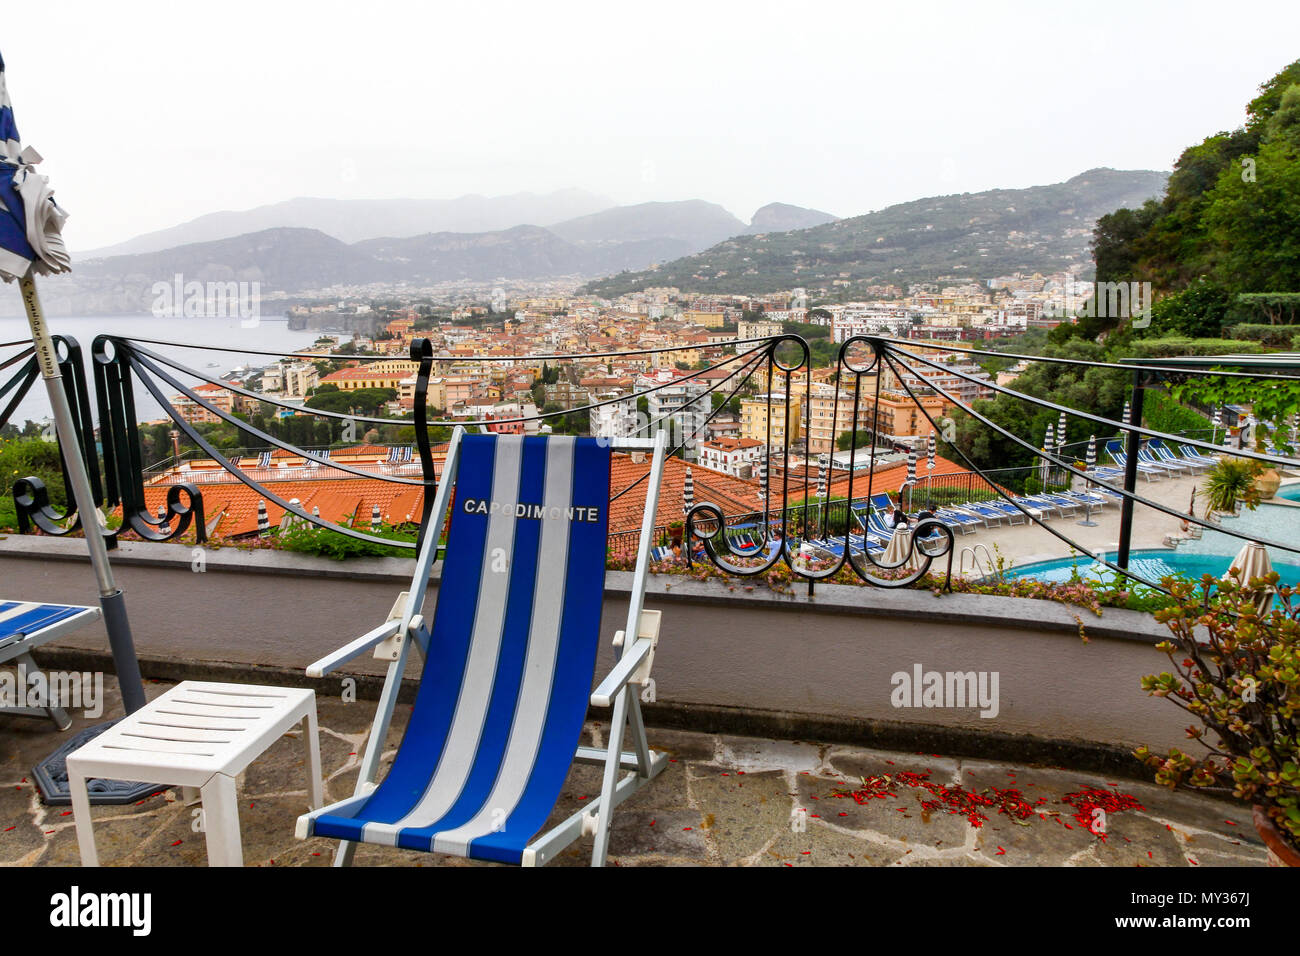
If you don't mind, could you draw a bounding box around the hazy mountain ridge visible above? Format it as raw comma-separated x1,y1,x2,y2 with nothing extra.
8,172,1171,317
81,189,616,258
582,169,1170,297
745,202,839,234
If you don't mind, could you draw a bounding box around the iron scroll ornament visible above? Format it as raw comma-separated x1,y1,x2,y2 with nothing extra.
681,333,956,589
10,335,203,543
89,335,206,543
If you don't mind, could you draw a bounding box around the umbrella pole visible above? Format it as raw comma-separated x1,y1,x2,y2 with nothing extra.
19,274,145,713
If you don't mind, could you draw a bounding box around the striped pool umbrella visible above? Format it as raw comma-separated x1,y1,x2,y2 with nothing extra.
1122,400,1131,427
682,465,694,515
371,503,382,532
758,454,768,503
905,446,917,510
1077,436,1100,526
817,454,828,499
926,431,936,508
1057,411,1067,453
257,499,270,535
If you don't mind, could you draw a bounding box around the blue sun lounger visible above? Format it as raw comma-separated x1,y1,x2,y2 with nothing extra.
952,503,1004,528
1148,439,1208,473
1106,441,1165,482
1,600,101,729
297,430,670,867
1179,444,1220,468
980,500,1030,524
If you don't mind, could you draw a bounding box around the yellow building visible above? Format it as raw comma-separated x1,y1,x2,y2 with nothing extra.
682,310,726,328
320,359,420,391
740,393,802,449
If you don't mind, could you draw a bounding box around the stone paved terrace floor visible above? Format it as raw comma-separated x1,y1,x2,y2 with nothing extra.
0,679,1267,868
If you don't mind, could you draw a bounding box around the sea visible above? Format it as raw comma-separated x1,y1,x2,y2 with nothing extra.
0,314,340,427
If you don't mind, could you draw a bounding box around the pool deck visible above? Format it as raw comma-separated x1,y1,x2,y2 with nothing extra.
1,678,1267,867
954,471,1300,575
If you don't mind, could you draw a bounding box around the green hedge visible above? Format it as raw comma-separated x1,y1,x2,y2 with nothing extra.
1143,390,1212,437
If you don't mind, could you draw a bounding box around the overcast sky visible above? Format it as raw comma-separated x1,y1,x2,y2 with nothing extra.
5,1,1299,250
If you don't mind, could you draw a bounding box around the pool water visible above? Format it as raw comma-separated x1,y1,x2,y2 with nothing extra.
1278,483,1300,502
1004,502,1300,587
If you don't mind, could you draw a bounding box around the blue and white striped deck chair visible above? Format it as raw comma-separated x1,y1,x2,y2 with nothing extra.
1,600,101,729
257,450,272,468
296,429,670,866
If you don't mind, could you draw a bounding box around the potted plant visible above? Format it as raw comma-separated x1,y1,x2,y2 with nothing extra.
1136,571,1300,866
1204,457,1262,516
667,520,684,547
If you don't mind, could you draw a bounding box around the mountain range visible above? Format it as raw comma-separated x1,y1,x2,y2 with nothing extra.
581,169,1170,298
9,170,1169,316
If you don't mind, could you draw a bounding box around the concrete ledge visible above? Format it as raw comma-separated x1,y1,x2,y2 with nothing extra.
2,532,1190,760
0,533,1166,643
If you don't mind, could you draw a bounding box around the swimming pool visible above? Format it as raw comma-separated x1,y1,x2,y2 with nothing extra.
1003,550,1300,587
1278,483,1300,502
1003,502,1300,587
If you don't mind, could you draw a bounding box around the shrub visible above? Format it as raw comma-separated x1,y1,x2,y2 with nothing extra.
1137,572,1300,853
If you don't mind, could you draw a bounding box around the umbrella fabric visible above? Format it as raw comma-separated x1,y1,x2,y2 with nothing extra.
1122,401,1131,428
682,466,694,514
906,446,916,483
927,432,935,471
1223,541,1275,614
816,454,827,499
0,52,71,282
758,454,767,502
1085,434,1096,487
1057,411,1067,453
1044,423,1054,450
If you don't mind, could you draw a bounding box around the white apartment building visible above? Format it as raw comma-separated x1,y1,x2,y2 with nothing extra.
637,368,709,457
696,437,766,478
589,395,639,440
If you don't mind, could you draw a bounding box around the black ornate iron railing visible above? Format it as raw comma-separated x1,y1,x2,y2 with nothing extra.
4,329,1300,597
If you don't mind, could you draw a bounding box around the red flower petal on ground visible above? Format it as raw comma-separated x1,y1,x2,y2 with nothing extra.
995,847,1006,855
171,840,182,846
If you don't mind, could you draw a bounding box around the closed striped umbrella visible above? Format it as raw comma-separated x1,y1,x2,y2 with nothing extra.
683,466,694,515
904,445,918,510
1086,435,1097,472
758,454,768,502
371,503,382,532
1057,411,1067,453
816,454,828,499
927,431,936,472
257,499,270,535
1122,401,1131,427
1044,423,1054,451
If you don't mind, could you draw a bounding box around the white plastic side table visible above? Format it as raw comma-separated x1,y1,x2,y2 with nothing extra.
66,681,323,867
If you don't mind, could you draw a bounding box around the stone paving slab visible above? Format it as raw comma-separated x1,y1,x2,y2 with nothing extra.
0,679,1267,867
